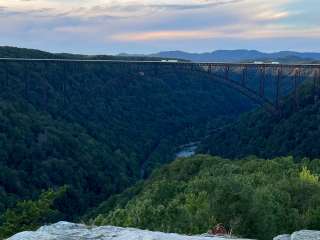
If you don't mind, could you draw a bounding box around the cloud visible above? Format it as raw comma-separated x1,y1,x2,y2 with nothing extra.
254,10,290,21
0,0,244,19
0,0,319,53
111,25,320,42
111,30,217,41
129,0,244,12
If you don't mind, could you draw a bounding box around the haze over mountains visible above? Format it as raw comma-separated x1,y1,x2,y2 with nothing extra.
120,50,320,62
3,47,320,63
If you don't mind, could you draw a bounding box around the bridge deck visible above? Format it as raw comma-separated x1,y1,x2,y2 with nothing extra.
0,58,319,68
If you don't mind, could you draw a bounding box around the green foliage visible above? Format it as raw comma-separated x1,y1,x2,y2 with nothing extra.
90,155,320,240
299,166,319,184
0,187,67,238
200,83,320,159
0,46,252,233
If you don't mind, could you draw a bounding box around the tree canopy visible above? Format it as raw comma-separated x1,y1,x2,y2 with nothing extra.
0,46,253,233
90,155,320,240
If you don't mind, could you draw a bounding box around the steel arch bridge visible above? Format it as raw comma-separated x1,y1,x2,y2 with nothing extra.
0,58,320,114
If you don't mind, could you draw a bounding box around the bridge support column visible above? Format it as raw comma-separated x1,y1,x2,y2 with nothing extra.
318,69,320,95
241,67,247,86
62,63,67,107
5,63,9,88
24,62,29,101
259,67,266,97
43,62,49,111
275,68,282,110
225,66,230,81
294,68,300,110
314,69,320,103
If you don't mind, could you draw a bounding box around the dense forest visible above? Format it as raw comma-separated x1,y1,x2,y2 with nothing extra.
0,47,254,237
199,83,320,159
89,155,320,240
84,66,320,240
2,46,320,239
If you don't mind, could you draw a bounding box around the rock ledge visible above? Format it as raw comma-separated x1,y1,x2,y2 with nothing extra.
273,230,320,240
7,221,251,240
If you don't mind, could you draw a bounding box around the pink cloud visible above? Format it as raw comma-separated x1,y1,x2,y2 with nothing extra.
110,25,320,42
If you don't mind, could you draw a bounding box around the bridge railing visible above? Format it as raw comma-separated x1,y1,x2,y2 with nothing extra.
0,58,319,113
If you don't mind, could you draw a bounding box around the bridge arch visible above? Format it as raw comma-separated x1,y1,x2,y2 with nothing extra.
0,58,319,114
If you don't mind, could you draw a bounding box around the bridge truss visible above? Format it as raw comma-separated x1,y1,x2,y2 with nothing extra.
0,58,319,114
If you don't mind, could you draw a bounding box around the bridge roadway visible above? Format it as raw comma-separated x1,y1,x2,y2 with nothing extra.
0,58,320,68
0,58,320,114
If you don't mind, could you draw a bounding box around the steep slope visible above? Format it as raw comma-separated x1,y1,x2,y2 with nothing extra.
0,100,126,215
0,47,253,225
199,83,320,159
89,155,320,240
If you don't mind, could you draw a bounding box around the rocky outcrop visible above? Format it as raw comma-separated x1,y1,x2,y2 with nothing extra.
273,230,320,240
8,222,320,240
273,234,290,240
7,222,251,240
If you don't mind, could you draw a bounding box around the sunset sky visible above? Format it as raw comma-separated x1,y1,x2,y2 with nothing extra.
0,0,319,54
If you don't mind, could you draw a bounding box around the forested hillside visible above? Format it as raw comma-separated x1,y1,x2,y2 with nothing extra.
199,83,320,158
4,46,320,239
84,77,320,240
0,47,253,234
89,155,320,240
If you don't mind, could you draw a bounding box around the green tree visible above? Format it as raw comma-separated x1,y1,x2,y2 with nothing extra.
299,166,319,184
90,155,320,240
0,187,67,238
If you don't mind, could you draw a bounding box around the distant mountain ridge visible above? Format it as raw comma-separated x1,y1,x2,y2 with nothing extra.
120,50,320,62
2,47,320,63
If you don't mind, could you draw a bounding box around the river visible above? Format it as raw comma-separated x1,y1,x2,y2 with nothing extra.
175,142,200,158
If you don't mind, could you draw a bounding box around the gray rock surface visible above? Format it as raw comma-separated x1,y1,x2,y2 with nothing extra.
273,230,320,240
291,230,320,240
7,221,251,240
9,222,320,240
273,234,290,240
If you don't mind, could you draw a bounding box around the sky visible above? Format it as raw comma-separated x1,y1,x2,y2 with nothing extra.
0,0,319,54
